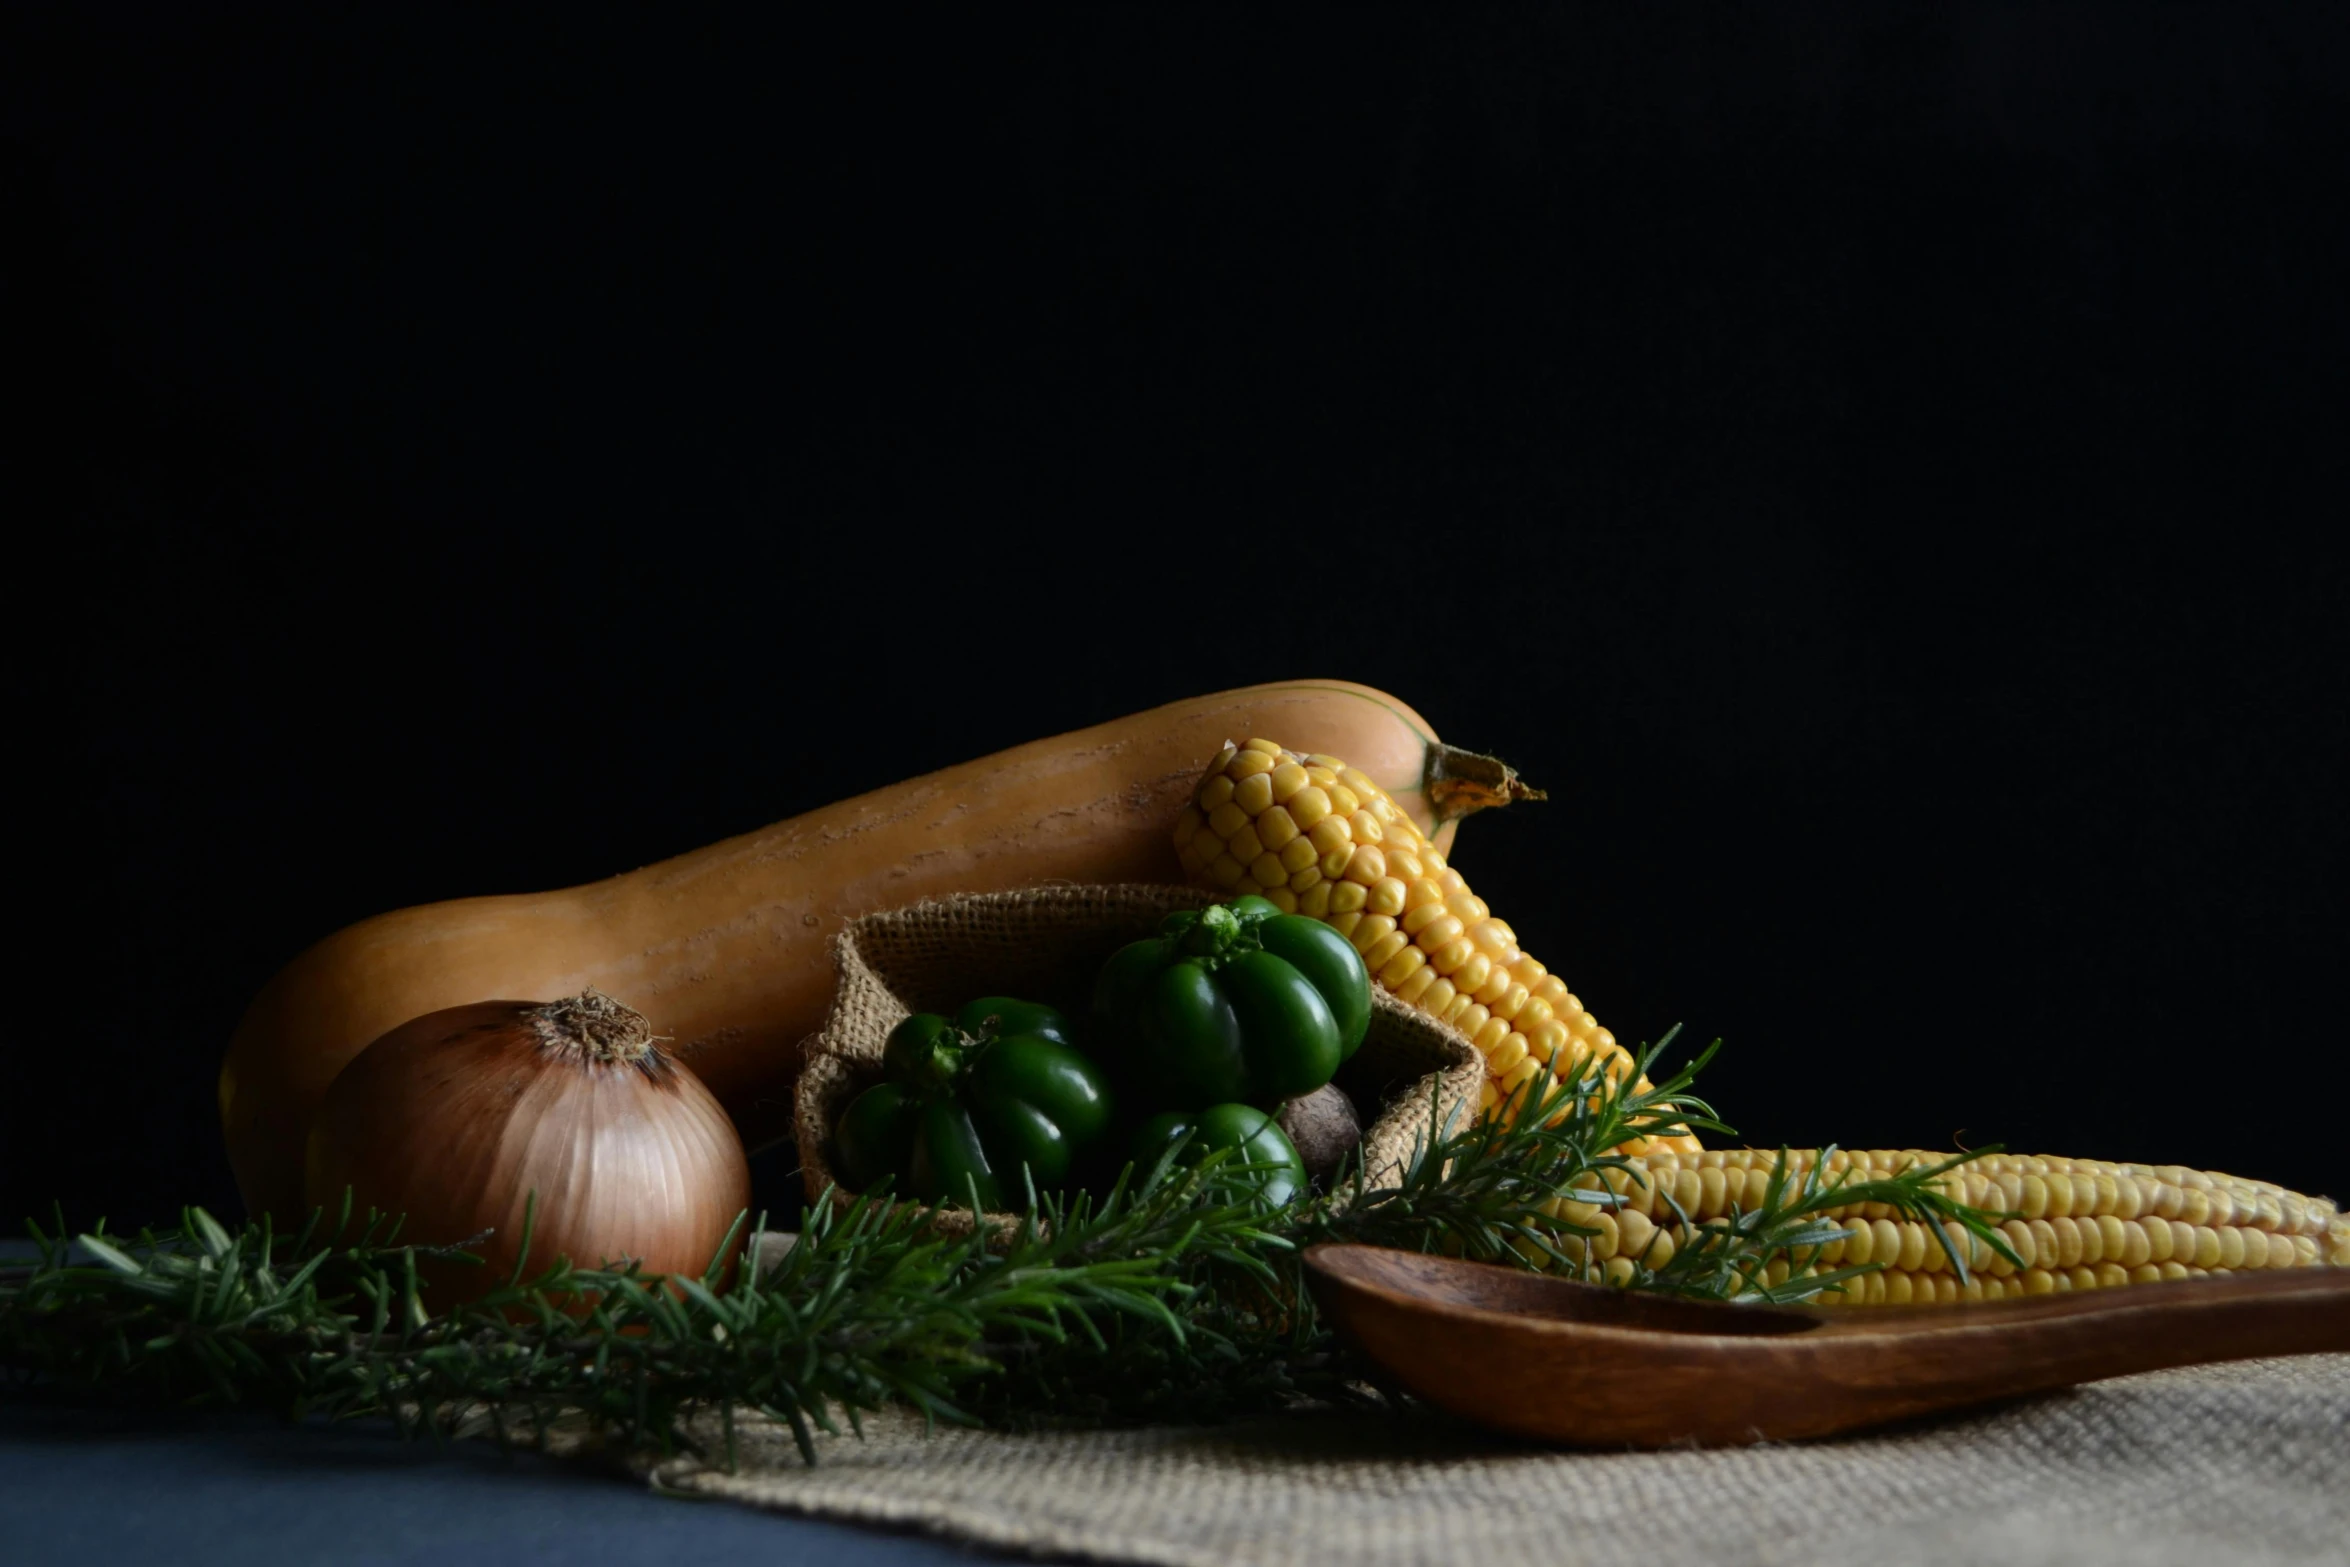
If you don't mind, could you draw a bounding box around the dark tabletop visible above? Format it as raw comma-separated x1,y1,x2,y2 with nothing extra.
0,1226,1035,1567
0,1397,1056,1567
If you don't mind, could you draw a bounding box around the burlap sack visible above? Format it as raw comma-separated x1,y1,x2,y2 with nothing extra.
794,885,1482,1234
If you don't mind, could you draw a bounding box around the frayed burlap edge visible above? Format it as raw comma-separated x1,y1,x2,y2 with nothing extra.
793,885,1483,1239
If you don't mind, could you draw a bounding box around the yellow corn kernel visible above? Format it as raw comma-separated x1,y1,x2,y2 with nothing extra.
1442,889,1487,922
1468,919,1517,958
1664,1167,1701,1217
1697,1167,1729,1220
1412,919,1466,962
1232,770,1276,816
1307,815,1353,858
1378,944,1428,988
1524,1018,1572,1066
1392,964,1439,1005
1426,936,1476,976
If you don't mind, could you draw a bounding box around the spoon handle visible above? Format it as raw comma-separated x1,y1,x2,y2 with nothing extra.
1880,1267,2350,1388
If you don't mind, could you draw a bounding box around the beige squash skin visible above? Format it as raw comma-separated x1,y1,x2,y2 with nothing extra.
223,679,1502,1219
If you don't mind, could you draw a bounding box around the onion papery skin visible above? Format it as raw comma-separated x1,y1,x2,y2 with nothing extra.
303,997,752,1305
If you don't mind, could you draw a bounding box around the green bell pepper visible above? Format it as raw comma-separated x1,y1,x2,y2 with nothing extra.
831,996,1114,1212
1092,895,1372,1110
1130,1103,1306,1210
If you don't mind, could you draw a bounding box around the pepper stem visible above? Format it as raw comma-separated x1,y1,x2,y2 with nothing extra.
1180,900,1250,965
898,1031,975,1099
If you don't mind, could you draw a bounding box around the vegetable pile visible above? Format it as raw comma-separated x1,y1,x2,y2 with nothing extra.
830,895,1373,1219
10,683,2345,1461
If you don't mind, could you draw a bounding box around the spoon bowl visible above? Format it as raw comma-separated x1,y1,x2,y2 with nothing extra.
1303,1244,2350,1446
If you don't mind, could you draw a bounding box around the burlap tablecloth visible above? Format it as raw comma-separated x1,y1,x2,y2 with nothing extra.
619,1354,2349,1567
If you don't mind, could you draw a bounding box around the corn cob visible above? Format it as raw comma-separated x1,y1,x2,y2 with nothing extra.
1175,737,1700,1154
1542,1146,2350,1302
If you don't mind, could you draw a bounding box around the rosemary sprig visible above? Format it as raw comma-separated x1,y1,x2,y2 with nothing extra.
1,1164,1291,1464
3,1034,2014,1460
1301,1027,1736,1268
1635,1143,2023,1306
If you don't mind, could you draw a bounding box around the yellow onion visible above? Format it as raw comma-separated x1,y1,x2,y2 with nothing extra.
304,991,750,1301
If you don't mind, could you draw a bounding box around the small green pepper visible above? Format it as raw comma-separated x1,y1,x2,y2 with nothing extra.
832,997,1113,1212
1129,1103,1306,1210
1092,895,1372,1109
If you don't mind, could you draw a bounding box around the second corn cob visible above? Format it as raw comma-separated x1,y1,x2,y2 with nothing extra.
1547,1146,2349,1302
1175,737,1699,1154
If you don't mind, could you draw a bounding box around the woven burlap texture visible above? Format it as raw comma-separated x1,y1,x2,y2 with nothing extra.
794,885,1482,1235
624,1354,2349,1567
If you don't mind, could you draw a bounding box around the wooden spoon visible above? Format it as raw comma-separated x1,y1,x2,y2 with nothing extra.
1302,1243,2350,1446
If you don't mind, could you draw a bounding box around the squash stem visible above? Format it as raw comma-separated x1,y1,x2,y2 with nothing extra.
1423,744,1546,824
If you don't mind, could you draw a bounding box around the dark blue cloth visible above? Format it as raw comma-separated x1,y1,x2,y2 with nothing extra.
0,1400,1044,1567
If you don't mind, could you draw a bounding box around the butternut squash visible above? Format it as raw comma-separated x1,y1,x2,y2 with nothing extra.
221,680,1536,1218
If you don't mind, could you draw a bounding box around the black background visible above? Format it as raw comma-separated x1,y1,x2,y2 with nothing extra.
14,6,2347,1229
